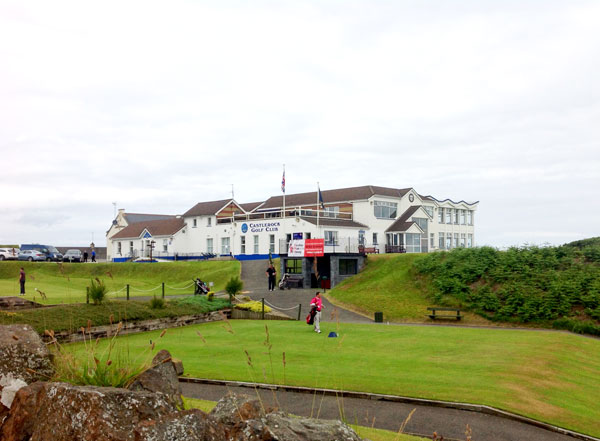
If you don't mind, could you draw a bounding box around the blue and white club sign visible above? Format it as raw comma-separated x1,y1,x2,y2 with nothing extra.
241,222,280,233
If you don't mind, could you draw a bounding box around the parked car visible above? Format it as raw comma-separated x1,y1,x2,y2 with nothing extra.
18,250,47,261
63,249,82,262
0,248,20,261
20,244,63,261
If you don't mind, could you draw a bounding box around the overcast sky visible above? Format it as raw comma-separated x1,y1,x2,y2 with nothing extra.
1,0,598,248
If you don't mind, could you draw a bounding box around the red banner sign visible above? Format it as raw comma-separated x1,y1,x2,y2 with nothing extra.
304,239,324,257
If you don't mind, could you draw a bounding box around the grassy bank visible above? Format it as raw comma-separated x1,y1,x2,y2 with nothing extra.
66,320,600,437
328,254,490,325
0,260,240,304
414,244,600,334
0,297,230,334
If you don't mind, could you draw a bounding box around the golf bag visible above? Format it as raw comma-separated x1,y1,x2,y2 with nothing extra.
306,305,316,325
194,278,209,295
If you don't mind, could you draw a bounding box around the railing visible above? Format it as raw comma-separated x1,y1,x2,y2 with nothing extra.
279,237,362,254
385,245,407,253
216,208,353,224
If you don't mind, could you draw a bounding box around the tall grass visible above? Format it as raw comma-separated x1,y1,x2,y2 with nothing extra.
48,320,158,388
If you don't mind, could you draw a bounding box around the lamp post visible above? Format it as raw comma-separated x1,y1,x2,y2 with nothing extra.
150,240,156,262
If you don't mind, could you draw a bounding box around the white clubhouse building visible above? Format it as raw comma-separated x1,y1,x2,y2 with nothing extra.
107,185,478,280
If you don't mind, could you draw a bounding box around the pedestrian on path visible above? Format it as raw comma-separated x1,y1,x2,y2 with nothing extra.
266,264,276,291
83,251,88,263
91,249,96,262
19,267,26,295
310,292,323,333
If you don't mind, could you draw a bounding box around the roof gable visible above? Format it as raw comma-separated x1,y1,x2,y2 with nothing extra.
111,217,186,240
386,205,429,232
183,199,234,217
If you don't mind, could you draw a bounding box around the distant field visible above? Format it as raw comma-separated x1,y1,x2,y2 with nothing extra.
0,260,240,304
66,320,600,437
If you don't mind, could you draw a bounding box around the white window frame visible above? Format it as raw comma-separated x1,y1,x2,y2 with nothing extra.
207,217,212,227
439,232,444,249
374,201,398,219
163,239,168,252
446,208,452,224
240,236,246,254
221,237,230,255
324,206,339,218
192,218,197,228
324,230,338,246
269,234,275,253
253,235,259,254
206,238,213,254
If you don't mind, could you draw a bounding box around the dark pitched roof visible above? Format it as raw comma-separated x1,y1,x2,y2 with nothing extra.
123,213,175,224
386,206,423,232
259,185,412,209
299,217,369,229
240,201,264,212
183,199,233,217
111,217,186,239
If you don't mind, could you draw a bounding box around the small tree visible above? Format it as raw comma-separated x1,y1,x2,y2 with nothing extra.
225,276,244,305
88,278,107,305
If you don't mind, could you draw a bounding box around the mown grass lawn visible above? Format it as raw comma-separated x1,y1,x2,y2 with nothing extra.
0,260,240,304
66,320,600,437
328,254,491,325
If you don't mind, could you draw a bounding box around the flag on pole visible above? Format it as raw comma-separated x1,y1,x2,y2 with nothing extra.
318,185,325,209
281,169,286,193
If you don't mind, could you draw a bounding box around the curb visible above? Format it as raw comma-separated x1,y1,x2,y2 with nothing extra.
179,377,600,441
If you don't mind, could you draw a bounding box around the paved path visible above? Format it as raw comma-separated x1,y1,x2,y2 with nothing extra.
180,381,581,441
240,260,372,324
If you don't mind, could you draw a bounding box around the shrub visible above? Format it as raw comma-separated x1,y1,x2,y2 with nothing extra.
413,243,600,334
150,296,166,309
235,301,272,313
88,278,107,305
225,276,244,297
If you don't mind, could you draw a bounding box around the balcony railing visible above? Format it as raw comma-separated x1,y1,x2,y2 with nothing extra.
279,237,362,255
385,245,406,254
217,208,353,224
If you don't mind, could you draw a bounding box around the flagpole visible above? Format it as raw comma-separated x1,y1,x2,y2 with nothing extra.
316,182,320,235
282,164,286,220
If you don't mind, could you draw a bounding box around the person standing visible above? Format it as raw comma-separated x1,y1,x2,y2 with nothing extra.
91,249,96,262
266,264,277,291
19,267,26,295
310,292,323,333
83,251,88,263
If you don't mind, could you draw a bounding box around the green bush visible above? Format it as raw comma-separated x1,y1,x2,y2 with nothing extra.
225,276,244,297
234,301,271,313
88,278,107,305
150,296,166,309
413,243,600,334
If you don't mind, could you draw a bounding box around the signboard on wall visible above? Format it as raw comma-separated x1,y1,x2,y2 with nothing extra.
293,232,303,240
288,239,324,257
304,239,324,256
